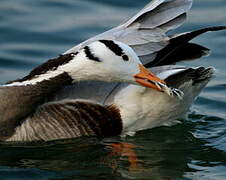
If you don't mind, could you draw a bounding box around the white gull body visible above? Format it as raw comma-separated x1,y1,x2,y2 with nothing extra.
54,65,214,136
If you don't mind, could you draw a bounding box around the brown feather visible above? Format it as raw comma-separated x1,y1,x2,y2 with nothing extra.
7,100,122,142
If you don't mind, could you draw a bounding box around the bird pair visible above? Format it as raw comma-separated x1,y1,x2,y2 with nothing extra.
0,0,226,142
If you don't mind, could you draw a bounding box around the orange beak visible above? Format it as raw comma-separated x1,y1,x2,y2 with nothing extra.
134,64,166,92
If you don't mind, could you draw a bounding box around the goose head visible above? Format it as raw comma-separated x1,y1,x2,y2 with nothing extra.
6,40,166,93
65,40,166,91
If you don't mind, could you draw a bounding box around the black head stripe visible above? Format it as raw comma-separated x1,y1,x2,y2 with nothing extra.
84,46,101,62
99,40,124,57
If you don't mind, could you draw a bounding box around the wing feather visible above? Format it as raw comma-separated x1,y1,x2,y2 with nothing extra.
65,0,193,65
7,100,122,142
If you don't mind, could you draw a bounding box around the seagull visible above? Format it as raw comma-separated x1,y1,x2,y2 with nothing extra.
1,0,226,142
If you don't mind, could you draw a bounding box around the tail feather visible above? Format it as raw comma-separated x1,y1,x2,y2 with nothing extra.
165,67,214,88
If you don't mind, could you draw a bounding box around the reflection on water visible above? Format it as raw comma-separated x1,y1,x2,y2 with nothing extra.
0,121,225,180
0,0,226,179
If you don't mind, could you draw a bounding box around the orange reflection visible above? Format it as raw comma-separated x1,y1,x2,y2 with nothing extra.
109,142,140,171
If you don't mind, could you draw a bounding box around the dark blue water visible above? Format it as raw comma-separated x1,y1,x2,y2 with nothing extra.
0,0,226,179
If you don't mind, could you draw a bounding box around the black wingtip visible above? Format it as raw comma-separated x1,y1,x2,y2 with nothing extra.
145,26,226,67
170,26,226,44
203,26,226,31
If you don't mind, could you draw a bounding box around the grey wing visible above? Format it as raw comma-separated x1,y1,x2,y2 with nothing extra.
52,81,119,104
52,81,127,106
7,100,122,142
65,0,193,65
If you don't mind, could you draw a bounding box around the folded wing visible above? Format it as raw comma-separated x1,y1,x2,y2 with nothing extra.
8,100,122,142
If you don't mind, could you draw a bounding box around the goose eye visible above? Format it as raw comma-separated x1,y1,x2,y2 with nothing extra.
122,54,129,61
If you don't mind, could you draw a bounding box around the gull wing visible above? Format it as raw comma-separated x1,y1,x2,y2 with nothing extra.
52,81,119,104
65,0,193,65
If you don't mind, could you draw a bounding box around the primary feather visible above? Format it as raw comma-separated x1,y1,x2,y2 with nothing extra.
65,0,193,65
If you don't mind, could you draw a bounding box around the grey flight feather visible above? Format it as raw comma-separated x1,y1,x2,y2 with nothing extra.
65,0,193,65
